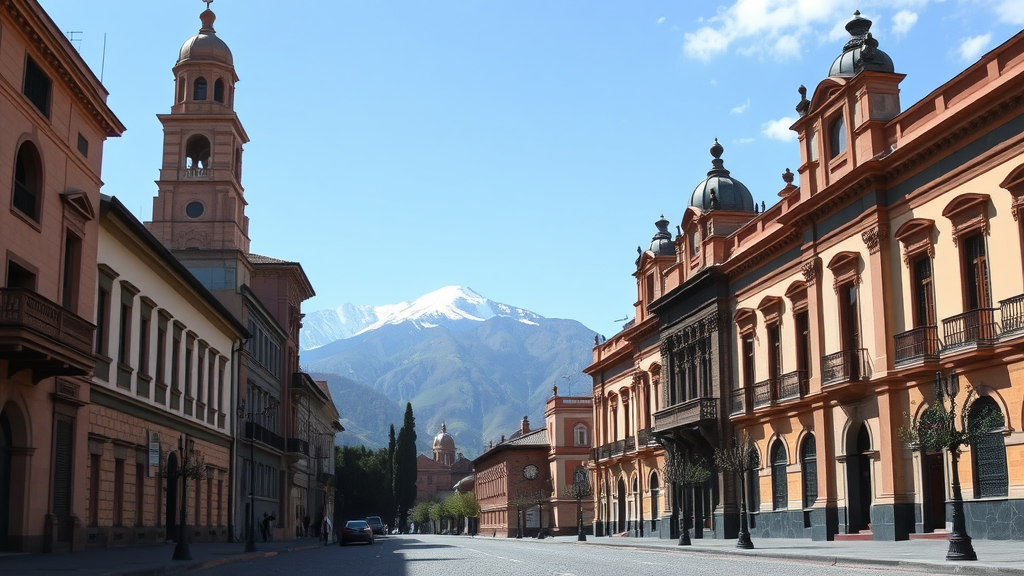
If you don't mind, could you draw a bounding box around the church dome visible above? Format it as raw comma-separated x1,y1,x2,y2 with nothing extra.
433,422,455,452
689,139,755,213
828,11,894,78
649,215,675,257
178,10,233,66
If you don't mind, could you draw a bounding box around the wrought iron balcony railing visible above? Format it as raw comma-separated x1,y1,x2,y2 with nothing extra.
893,325,941,365
822,348,869,386
999,294,1024,336
942,308,997,350
775,370,808,401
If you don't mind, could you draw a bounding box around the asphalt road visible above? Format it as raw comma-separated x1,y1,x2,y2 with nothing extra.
199,534,937,575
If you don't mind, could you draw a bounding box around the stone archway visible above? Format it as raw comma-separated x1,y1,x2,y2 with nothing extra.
846,423,872,533
616,478,626,534
0,403,30,552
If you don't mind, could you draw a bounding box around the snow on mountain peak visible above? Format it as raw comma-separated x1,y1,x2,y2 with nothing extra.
300,286,544,350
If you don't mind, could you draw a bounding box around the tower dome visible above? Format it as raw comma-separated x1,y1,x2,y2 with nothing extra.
433,422,456,451
689,139,755,213
178,9,233,66
828,11,894,78
649,215,675,257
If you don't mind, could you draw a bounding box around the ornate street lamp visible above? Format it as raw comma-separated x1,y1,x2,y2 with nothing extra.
934,371,976,562
237,396,278,553
172,434,197,561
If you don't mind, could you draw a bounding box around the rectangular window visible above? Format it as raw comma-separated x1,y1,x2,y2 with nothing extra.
768,324,782,381
185,347,193,397
742,334,755,389
912,256,936,326
645,273,655,304
22,56,51,117
156,326,167,384
795,311,811,377
206,476,213,526
138,315,150,376
118,302,132,365
77,133,89,157
96,287,110,355
171,332,181,394
196,347,206,403
53,417,74,519
89,453,100,526
114,458,125,526
5,259,36,289
61,232,81,311
963,234,991,310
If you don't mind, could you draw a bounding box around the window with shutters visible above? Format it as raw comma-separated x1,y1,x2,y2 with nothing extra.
962,234,991,311
970,397,1007,498
52,418,73,519
801,435,817,509
912,255,936,326
771,440,788,510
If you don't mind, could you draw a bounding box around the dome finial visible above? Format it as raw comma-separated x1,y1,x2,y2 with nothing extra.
441,421,446,433
710,138,723,159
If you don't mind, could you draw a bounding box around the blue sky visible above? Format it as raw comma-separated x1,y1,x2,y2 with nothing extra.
41,0,1024,339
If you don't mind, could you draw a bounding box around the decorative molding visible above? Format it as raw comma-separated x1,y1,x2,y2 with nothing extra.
941,193,990,247
860,223,889,255
800,257,821,286
894,218,936,266
827,251,861,294
176,229,210,248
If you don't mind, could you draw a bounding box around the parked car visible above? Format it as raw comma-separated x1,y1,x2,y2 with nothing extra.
365,516,386,535
340,520,374,546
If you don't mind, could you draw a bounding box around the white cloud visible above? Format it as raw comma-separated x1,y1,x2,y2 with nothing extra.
774,34,802,59
657,16,666,25
730,99,751,114
958,33,992,63
891,10,918,35
996,0,1024,25
710,79,718,87
762,117,797,142
733,137,756,144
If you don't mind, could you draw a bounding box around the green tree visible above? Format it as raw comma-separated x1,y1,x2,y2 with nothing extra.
394,403,418,532
410,500,432,533
386,424,397,527
563,468,593,541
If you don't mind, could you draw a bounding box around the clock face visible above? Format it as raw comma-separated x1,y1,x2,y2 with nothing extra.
523,464,539,480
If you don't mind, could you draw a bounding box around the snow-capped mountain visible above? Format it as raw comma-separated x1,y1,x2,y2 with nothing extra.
300,286,541,350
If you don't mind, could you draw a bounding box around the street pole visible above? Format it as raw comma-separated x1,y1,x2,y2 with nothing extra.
246,420,257,552
173,435,193,560
736,471,753,549
946,451,977,560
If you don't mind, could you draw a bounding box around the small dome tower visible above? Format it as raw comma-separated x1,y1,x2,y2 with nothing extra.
689,139,755,213
432,422,456,466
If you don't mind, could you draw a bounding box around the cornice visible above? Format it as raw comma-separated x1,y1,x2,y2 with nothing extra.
1,0,124,137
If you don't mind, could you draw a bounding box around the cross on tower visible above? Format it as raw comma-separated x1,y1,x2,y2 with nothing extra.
203,0,213,9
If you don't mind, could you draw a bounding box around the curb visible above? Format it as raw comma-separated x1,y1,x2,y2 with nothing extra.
111,543,323,576
574,540,1024,576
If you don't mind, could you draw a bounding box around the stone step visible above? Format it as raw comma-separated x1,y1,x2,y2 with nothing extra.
909,530,951,540
834,531,873,541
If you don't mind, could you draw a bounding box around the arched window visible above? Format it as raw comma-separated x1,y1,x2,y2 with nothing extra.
574,423,588,446
184,135,211,170
829,115,847,159
13,141,42,221
800,435,817,509
214,78,225,103
771,440,788,510
177,77,185,103
193,77,207,101
970,396,1007,498
649,472,660,520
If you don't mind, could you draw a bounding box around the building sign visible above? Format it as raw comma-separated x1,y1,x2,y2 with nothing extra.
525,506,539,528
148,432,161,478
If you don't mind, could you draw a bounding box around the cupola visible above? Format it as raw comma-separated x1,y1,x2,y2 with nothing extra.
649,215,675,257
828,11,894,78
178,9,233,66
689,139,755,213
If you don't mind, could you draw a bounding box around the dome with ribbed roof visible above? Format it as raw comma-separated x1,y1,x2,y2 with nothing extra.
433,422,455,452
689,139,755,213
828,11,894,78
178,9,233,66
649,215,675,257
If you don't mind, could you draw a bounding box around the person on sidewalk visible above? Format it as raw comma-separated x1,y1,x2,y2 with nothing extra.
260,513,270,542
322,516,331,545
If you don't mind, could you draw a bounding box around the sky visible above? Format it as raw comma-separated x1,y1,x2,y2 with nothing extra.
39,0,1024,339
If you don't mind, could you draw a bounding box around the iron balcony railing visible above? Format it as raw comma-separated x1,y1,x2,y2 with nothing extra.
775,370,808,401
893,326,941,365
942,308,998,350
636,427,658,448
652,397,718,432
729,388,749,416
752,379,773,408
286,437,309,456
0,287,94,355
245,420,285,451
999,294,1024,335
822,348,869,386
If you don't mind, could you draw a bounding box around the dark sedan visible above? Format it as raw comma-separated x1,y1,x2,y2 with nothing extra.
340,520,374,546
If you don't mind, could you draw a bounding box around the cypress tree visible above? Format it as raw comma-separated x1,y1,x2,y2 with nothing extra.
386,424,397,528
394,403,418,532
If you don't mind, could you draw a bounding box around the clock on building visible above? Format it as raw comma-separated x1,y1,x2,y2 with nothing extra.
523,464,539,480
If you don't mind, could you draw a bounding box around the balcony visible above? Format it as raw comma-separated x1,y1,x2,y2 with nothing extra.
653,397,717,433
245,420,285,451
821,349,869,386
752,379,773,409
0,288,95,383
1000,294,1024,336
942,308,997,351
636,427,659,448
729,388,749,416
286,437,309,456
893,326,941,366
775,370,808,402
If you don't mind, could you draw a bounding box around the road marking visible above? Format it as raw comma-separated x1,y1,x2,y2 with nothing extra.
455,544,523,563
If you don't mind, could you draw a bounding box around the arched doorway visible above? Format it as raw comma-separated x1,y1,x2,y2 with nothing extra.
649,472,660,535
846,423,872,533
616,478,626,534
0,411,12,550
165,452,179,540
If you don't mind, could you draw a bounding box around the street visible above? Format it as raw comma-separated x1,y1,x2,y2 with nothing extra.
198,534,937,575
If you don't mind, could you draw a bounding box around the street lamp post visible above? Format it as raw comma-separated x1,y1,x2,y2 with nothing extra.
935,372,977,562
237,397,278,553
172,435,195,561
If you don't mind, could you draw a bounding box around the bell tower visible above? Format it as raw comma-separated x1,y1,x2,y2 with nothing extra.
147,6,252,290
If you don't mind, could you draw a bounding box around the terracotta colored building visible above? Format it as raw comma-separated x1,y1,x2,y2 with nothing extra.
415,422,473,505
144,7,336,542
591,12,1024,544
474,391,594,538
0,0,124,552
90,195,246,547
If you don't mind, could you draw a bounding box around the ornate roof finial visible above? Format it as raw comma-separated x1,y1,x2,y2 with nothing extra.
782,168,794,185
710,138,724,159
441,421,447,433
199,4,217,34
796,85,810,117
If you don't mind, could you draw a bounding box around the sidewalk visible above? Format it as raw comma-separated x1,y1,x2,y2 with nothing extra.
0,537,330,576
543,533,1024,575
